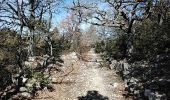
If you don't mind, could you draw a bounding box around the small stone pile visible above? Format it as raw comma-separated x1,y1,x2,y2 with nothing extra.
0,55,61,99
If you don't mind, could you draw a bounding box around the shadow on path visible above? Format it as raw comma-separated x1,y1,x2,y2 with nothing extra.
78,90,109,100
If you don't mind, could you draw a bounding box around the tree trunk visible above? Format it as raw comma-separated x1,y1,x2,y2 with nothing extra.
28,30,34,56
18,26,23,68
47,5,53,56
50,44,53,56
28,0,35,57
126,19,135,58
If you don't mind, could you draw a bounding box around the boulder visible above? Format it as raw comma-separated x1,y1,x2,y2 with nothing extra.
25,78,36,88
24,61,41,69
154,92,167,100
28,57,36,62
22,77,28,84
19,87,28,92
21,92,32,98
110,60,117,70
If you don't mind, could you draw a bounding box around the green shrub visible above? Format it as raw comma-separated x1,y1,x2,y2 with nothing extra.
0,28,18,65
94,34,127,60
132,16,170,61
94,40,105,53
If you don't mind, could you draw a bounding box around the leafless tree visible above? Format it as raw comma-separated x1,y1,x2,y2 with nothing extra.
0,0,62,57
68,0,170,56
66,0,85,52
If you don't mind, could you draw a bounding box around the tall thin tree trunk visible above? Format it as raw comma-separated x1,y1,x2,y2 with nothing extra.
50,37,53,56
17,25,23,74
28,0,35,57
28,30,34,56
47,5,53,56
126,19,135,58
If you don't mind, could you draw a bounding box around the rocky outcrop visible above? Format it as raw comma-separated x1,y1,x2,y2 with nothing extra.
0,55,62,99
109,57,170,100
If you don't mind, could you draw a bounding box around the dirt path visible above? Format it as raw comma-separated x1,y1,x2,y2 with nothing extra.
34,49,124,100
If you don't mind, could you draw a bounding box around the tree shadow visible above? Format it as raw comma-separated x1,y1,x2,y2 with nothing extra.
78,90,109,100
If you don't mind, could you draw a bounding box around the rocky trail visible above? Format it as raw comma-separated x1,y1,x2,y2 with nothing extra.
34,49,124,100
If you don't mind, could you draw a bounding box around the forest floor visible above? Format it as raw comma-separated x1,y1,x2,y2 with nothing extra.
34,49,125,100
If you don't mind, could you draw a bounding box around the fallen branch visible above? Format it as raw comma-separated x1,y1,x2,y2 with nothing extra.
54,63,75,84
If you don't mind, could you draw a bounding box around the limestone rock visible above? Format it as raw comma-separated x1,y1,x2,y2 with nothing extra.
19,87,28,92
21,92,32,98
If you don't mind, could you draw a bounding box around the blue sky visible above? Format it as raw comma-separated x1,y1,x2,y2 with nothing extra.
51,0,109,30
51,0,93,31
52,0,73,26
